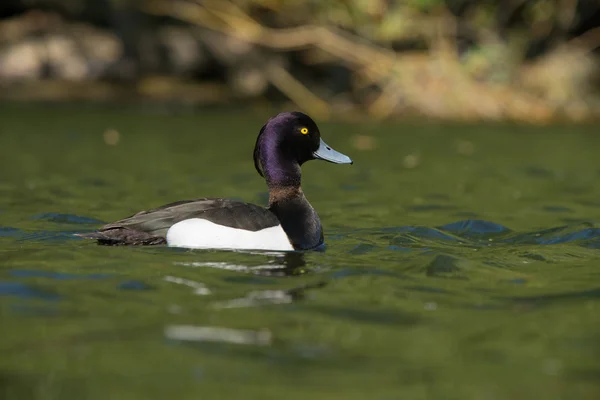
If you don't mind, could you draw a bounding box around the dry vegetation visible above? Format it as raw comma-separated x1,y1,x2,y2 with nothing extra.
0,0,599,122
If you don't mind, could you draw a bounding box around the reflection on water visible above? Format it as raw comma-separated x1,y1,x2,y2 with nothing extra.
212,281,327,309
164,325,272,346
164,275,211,295
1,106,600,399
175,251,308,276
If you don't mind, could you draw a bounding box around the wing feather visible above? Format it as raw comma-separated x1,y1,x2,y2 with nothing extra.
96,198,279,238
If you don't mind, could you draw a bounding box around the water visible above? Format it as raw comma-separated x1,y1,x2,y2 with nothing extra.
1,104,599,399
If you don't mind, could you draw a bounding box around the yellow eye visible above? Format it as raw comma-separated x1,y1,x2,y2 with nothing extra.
300,127,309,135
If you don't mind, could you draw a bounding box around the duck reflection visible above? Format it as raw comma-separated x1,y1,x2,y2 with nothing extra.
173,251,326,309
174,251,309,277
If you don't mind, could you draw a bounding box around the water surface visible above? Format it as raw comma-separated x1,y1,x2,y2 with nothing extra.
1,104,599,399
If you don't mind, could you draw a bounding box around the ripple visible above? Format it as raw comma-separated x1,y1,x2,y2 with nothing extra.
19,230,86,242
0,227,79,243
333,220,600,260
222,276,275,285
403,285,449,294
0,227,21,238
0,282,60,301
504,223,600,246
426,254,467,280
10,270,112,280
406,204,458,212
434,220,600,249
117,280,154,290
347,244,378,255
439,220,511,238
503,287,600,305
331,268,405,279
29,213,104,225
9,304,59,316
306,305,420,326
385,226,466,248
542,206,573,213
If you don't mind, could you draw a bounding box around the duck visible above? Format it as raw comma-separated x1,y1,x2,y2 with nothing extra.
79,111,353,251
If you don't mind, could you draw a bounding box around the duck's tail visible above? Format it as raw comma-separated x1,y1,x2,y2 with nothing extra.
74,230,166,246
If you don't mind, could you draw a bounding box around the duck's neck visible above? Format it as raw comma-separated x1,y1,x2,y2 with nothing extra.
267,185,323,250
263,152,301,188
262,154,323,250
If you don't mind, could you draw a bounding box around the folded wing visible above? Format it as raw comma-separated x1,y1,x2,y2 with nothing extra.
79,198,280,245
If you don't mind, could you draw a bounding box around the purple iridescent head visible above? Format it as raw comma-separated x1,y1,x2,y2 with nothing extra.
253,112,353,187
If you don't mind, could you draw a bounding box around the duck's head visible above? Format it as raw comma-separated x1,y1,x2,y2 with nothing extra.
254,112,352,187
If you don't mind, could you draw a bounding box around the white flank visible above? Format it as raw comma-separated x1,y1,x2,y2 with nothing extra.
166,218,294,251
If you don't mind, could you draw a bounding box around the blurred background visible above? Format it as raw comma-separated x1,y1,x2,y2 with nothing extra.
0,0,599,123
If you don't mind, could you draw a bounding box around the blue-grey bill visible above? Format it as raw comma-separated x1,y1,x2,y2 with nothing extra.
313,138,353,164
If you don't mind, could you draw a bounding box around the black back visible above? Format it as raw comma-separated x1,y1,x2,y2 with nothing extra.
94,198,280,237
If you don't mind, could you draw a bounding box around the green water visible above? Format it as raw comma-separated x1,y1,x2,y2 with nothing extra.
1,104,600,399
